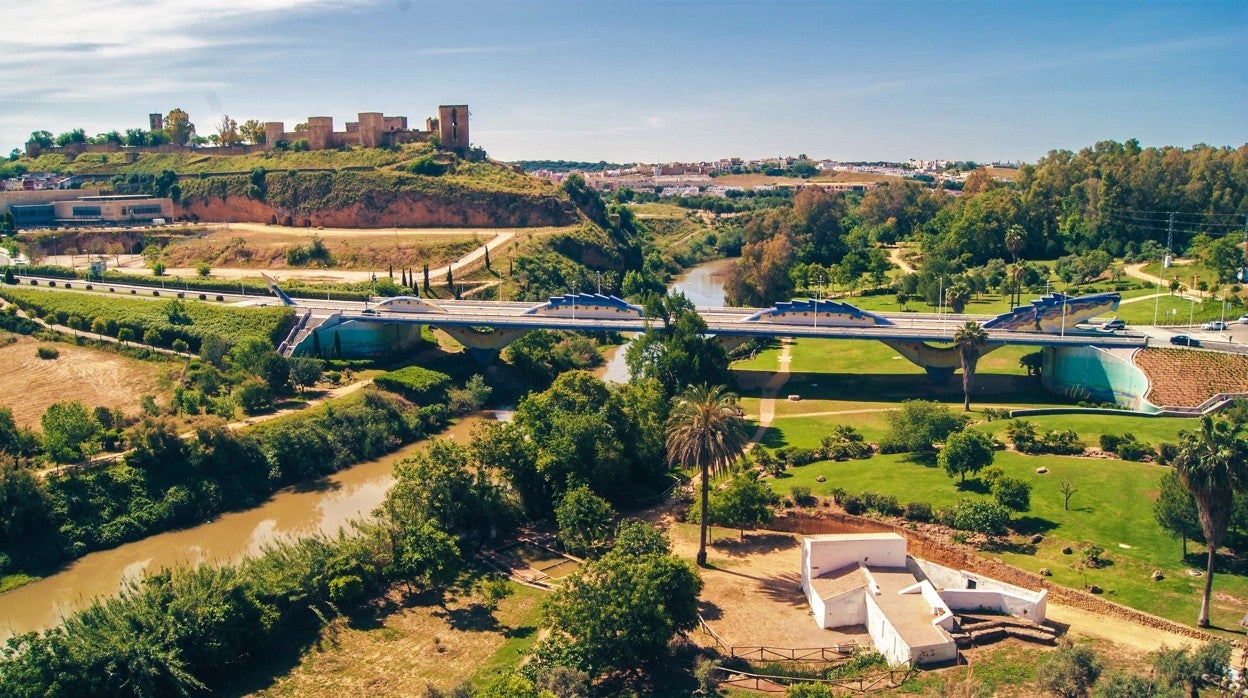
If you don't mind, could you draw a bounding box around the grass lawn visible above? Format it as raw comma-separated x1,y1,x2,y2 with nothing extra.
975,413,1197,447
1114,293,1247,326
763,439,1248,632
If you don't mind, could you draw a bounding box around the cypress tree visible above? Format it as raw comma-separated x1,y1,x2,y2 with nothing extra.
333,331,342,359
311,329,322,357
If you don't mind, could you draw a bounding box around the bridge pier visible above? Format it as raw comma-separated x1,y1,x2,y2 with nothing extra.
440,326,529,366
882,340,1002,386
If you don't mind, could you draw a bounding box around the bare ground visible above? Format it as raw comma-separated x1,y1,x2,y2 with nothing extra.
0,334,164,427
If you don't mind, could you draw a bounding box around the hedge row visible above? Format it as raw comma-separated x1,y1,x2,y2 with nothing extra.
373,365,452,404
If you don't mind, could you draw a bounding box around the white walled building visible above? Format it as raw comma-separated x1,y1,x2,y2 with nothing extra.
800,533,1047,667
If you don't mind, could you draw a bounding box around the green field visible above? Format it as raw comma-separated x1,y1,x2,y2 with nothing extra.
0,286,295,347
760,412,1247,631
1113,292,1246,327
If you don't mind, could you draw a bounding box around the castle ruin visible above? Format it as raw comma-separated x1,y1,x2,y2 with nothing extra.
264,105,469,152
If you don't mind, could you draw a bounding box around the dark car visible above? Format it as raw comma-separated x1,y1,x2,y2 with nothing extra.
1170,335,1201,347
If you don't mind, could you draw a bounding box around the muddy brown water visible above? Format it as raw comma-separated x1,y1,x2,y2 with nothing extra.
0,414,495,639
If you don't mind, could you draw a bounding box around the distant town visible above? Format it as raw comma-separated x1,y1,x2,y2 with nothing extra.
519,157,1021,197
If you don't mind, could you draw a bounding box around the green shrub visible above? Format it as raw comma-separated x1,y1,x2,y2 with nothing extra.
35,346,58,360
991,476,1032,512
862,492,902,517
373,365,452,404
1115,438,1154,462
949,499,1011,536
1099,433,1122,452
1156,442,1178,465
841,494,865,516
791,485,816,507
904,501,933,522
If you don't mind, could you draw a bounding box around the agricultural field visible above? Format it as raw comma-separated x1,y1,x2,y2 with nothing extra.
0,333,167,427
0,286,295,349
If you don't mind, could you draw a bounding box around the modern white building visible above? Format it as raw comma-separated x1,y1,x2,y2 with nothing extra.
800,533,1047,667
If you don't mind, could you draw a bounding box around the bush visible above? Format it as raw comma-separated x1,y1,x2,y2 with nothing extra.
991,476,1032,512
1037,644,1100,698
862,492,902,517
949,499,1011,536
1156,442,1178,465
373,365,452,404
1099,434,1122,453
1115,438,1154,462
35,346,58,360
904,501,933,522
791,485,816,507
841,494,866,516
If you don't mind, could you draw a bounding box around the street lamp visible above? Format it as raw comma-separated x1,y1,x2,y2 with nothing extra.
572,281,577,320
595,271,602,295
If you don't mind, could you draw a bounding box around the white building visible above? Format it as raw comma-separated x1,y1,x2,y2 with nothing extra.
800,533,1047,667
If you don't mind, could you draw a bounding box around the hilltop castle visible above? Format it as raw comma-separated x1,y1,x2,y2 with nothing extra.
264,105,469,152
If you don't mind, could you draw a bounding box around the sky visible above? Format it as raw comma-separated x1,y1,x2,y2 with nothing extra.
1,0,1245,164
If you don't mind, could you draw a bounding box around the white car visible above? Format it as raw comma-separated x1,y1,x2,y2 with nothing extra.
1239,314,1248,325
1202,320,1229,331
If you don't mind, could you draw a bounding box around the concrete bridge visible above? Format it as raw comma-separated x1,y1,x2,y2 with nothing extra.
268,278,1144,383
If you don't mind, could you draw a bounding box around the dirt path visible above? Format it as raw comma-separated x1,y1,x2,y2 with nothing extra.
1044,602,1206,653
888,246,917,274
748,339,793,445
1124,261,1202,300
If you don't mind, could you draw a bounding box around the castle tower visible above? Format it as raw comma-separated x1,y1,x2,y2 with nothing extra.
357,112,384,148
305,117,334,150
264,122,285,149
437,105,469,151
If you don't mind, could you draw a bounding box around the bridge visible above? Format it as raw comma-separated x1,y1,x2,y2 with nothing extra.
267,277,1146,383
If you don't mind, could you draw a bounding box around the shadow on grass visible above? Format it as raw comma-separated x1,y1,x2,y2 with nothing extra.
1011,516,1059,536
759,426,788,449
756,571,808,608
956,479,991,495
733,369,1073,407
437,603,501,633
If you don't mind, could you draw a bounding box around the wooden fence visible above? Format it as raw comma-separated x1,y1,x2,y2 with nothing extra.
697,614,857,663
713,664,915,694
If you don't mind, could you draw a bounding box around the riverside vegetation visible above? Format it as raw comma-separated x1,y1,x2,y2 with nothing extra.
0,137,1245,694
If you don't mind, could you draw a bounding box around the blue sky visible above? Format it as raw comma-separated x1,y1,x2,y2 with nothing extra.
2,0,1244,163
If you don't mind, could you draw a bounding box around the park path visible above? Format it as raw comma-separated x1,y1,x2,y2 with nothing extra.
747,340,793,446
888,246,916,274
1123,261,1203,300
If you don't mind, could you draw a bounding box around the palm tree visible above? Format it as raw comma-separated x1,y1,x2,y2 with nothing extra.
954,321,989,412
666,384,751,567
1173,416,1248,627
1005,225,1025,307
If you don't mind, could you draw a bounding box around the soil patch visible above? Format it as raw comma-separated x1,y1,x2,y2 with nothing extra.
0,335,164,427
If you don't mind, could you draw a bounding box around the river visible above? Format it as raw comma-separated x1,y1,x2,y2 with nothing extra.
0,258,734,637
0,414,498,639
598,257,733,383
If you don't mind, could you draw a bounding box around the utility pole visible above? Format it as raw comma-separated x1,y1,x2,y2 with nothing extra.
1164,212,1175,269
1241,215,1248,284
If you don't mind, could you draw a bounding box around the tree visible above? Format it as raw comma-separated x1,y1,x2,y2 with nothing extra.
541,532,701,676
946,283,970,313
1153,470,1201,557
26,130,53,148
555,484,615,558
233,378,272,414
164,108,194,146
665,384,750,567
992,476,1032,512
1172,416,1248,627
41,400,102,463
239,119,266,145
215,115,240,146
1059,480,1077,512
954,321,988,411
706,472,778,539
1004,224,1025,308
288,357,323,393
881,400,967,454
626,292,732,397
939,430,995,483
1037,644,1100,698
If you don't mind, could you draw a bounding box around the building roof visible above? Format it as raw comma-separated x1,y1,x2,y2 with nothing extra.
867,566,951,648
810,563,869,601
